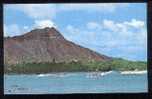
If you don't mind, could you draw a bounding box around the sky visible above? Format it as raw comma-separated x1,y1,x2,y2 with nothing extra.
3,3,147,61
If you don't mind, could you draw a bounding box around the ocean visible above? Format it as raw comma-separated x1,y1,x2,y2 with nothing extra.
4,71,148,94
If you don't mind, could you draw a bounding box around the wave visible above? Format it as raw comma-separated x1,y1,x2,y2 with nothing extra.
37,73,67,77
86,71,113,78
100,71,113,76
36,70,147,78
37,74,52,77
120,70,147,75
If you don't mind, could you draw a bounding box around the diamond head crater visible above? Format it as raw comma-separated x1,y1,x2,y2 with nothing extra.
4,27,147,74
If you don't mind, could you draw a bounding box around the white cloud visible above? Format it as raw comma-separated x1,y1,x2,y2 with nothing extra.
102,19,147,60
124,19,145,28
66,25,79,33
4,24,21,37
5,4,57,20
103,19,117,32
23,26,29,30
64,19,147,61
102,19,146,37
4,3,129,20
65,25,97,44
65,25,82,41
115,23,127,33
4,24,31,37
34,20,56,29
66,25,75,32
102,19,127,33
4,20,57,37
87,22,101,30
4,3,129,37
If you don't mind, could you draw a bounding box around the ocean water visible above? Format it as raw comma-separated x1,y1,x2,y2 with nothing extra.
4,71,148,94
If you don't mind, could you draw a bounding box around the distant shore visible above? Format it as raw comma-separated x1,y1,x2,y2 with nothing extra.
4,58,147,74
4,70,147,76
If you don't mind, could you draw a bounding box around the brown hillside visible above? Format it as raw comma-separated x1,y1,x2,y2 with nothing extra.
4,27,111,65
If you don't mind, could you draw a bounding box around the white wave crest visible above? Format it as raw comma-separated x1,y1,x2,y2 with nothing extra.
100,71,113,76
86,71,113,78
120,70,147,75
37,74,53,77
37,73,67,77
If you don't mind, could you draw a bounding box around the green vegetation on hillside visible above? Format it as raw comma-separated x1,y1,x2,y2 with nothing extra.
4,58,147,74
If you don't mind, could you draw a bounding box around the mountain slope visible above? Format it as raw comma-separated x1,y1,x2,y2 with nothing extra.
4,27,111,65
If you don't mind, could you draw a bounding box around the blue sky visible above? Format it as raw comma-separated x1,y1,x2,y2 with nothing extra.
3,3,147,61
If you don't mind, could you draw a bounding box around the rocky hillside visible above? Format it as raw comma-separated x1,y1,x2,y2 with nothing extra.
4,27,111,65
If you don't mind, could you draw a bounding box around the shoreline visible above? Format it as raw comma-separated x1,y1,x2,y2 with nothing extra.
4,70,147,76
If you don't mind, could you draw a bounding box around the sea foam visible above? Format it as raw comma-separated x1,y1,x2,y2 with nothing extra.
120,70,147,75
